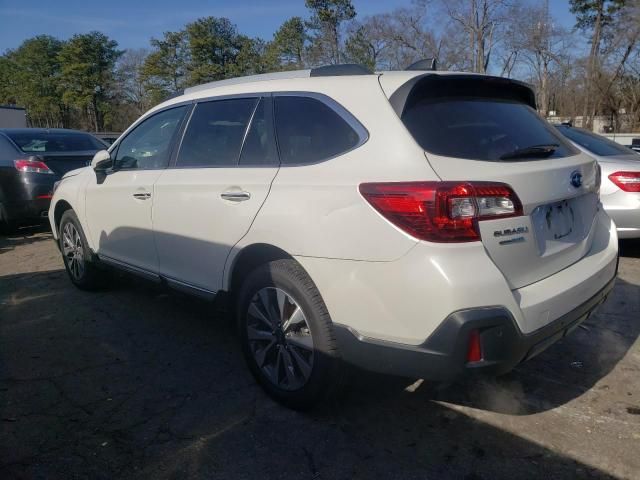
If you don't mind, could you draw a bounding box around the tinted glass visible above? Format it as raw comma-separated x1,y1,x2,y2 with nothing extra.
274,96,360,164
238,98,278,166
115,106,186,170
7,131,105,152
556,126,634,157
177,98,257,167
403,98,575,161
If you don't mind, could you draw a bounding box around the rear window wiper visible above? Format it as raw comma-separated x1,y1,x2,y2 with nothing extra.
499,144,559,160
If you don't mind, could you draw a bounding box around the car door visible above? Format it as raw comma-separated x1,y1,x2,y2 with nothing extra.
153,96,279,294
84,105,188,273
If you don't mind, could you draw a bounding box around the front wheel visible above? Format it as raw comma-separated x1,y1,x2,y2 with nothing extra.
237,259,344,410
59,210,104,290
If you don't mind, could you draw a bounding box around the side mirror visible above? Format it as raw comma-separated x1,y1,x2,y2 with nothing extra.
91,150,113,171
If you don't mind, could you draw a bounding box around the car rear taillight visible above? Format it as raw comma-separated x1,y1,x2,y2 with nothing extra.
359,181,523,242
608,171,640,192
466,330,483,363
14,159,54,174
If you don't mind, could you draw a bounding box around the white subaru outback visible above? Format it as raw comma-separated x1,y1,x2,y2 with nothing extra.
49,65,619,409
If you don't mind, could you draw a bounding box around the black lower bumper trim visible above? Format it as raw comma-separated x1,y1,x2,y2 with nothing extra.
333,275,616,381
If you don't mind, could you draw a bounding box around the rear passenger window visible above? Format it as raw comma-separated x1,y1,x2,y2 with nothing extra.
274,96,360,164
177,98,257,167
239,98,278,166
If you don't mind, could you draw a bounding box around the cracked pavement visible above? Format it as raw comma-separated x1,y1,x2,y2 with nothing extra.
1,227,639,479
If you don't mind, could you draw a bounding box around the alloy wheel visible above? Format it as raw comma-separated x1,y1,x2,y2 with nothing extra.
62,222,85,281
246,287,314,391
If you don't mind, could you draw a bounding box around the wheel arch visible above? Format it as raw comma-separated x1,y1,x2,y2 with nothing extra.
53,199,73,236
225,243,297,295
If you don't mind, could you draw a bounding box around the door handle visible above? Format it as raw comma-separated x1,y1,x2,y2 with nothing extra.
220,191,251,202
132,192,152,200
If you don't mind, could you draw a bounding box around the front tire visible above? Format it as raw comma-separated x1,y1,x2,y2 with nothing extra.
59,210,104,290
237,259,343,410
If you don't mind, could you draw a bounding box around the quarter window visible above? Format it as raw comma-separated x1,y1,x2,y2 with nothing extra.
114,106,186,170
274,96,361,165
177,98,257,167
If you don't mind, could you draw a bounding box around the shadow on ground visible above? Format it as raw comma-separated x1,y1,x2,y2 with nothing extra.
0,223,51,255
1,261,636,479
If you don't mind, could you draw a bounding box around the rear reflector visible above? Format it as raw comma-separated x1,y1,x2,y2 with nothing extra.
14,159,54,175
466,330,483,363
609,171,640,192
359,181,523,242
36,194,53,200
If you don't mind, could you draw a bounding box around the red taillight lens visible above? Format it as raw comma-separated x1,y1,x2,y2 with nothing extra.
359,181,523,242
14,159,54,174
609,171,640,192
466,330,483,363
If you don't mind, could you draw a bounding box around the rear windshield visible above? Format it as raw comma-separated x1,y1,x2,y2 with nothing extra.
6,131,105,153
556,126,635,157
401,77,576,161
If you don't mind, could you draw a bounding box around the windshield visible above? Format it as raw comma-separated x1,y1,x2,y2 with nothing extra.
556,126,635,157
7,131,106,153
400,77,576,162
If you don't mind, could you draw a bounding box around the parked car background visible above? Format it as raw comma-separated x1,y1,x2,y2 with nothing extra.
556,124,640,238
0,128,106,232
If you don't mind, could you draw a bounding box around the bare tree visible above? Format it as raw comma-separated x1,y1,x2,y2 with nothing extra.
444,0,509,73
503,1,573,115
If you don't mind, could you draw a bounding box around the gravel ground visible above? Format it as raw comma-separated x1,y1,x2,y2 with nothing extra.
1,226,639,479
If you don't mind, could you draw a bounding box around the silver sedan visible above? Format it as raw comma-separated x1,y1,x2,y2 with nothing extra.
556,125,640,239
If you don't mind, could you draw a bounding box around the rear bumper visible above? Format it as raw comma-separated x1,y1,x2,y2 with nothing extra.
0,170,56,222
334,274,616,381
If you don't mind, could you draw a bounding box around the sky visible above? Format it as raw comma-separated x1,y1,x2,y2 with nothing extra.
0,0,579,53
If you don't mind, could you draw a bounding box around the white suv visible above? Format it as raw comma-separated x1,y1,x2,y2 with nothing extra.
49,65,619,409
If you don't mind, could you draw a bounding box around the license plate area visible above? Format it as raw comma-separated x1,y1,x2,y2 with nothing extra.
531,195,592,255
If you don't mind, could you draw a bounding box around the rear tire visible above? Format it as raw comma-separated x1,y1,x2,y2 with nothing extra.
237,259,344,410
59,210,104,290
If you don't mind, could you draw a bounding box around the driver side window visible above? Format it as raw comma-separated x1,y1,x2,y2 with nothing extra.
114,106,187,170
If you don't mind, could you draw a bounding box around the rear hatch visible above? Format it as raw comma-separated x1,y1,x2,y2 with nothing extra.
387,74,601,289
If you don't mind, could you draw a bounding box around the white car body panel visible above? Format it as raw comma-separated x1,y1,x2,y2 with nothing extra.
49,69,619,358
153,166,279,292
84,169,163,272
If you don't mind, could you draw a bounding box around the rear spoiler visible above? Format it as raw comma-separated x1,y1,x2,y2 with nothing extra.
387,74,537,116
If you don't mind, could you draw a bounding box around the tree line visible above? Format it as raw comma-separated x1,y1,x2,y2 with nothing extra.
0,0,638,133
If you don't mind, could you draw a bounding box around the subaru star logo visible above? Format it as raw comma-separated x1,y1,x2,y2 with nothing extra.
570,170,583,188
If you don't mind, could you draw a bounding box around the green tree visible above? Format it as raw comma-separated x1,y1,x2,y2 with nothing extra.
58,32,122,131
269,17,307,68
344,26,377,70
185,16,246,84
305,0,356,64
1,36,65,127
141,31,189,103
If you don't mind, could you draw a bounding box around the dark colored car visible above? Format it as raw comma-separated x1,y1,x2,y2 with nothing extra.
0,128,106,232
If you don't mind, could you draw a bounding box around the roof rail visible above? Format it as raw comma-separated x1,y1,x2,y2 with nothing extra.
184,69,311,95
310,64,373,76
182,64,373,95
405,58,437,71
